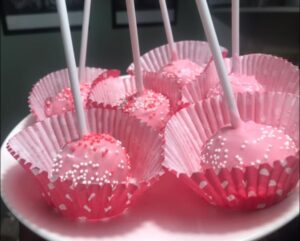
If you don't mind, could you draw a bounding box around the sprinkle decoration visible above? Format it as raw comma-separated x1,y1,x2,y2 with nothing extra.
163,91,299,210
44,83,91,117
121,89,171,130
7,107,164,220
200,122,297,172
160,59,205,87
52,133,131,187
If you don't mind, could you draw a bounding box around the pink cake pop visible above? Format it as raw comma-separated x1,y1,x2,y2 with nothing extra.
44,69,120,117
121,89,171,130
44,82,91,117
88,74,172,130
173,0,299,210
159,59,205,87
52,133,132,186
123,0,171,130
206,71,264,98
156,0,206,87
200,121,297,172
205,0,262,99
53,0,132,187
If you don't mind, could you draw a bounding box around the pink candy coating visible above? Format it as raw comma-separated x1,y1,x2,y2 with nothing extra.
52,133,131,186
160,59,204,86
44,83,91,117
200,121,297,172
206,73,264,98
121,89,171,130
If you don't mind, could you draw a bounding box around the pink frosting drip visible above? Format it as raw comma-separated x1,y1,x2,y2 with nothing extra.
160,59,204,86
52,133,131,186
44,83,91,117
207,73,264,98
200,121,298,172
121,90,171,130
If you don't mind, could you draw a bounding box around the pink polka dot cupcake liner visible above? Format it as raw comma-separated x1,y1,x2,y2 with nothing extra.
7,107,164,221
29,67,107,121
127,40,228,111
182,53,299,104
163,91,299,210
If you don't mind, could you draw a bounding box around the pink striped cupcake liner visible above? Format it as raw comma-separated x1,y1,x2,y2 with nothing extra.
182,53,299,104
163,91,299,210
7,108,164,221
29,67,108,121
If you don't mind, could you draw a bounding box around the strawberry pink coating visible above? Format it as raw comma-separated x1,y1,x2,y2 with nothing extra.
52,133,131,186
207,73,264,98
200,121,298,172
160,59,205,86
44,83,91,117
121,90,171,130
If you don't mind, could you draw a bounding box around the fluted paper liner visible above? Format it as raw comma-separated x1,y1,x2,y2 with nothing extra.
29,67,106,121
7,108,164,220
88,74,172,131
127,41,228,111
88,74,137,108
127,40,228,73
164,91,299,210
182,53,299,104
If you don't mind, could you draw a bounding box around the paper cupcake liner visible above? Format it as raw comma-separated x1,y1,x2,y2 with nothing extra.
127,40,228,73
29,67,107,121
182,54,299,104
88,74,173,131
143,71,197,112
7,108,164,220
88,74,137,108
127,40,227,111
163,91,299,210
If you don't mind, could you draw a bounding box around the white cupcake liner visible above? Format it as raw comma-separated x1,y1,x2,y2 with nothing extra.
182,54,299,104
127,40,228,73
164,91,299,210
7,108,164,220
29,67,107,121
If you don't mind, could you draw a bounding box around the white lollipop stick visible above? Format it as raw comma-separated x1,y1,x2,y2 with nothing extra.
126,0,144,95
231,0,240,73
195,0,241,128
159,0,178,61
56,0,88,136
79,0,92,82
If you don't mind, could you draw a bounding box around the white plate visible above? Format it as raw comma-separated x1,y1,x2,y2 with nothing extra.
1,115,299,241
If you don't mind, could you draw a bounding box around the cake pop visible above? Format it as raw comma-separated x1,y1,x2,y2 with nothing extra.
52,133,132,186
159,59,205,87
121,89,171,130
43,69,120,117
200,121,297,172
206,72,264,98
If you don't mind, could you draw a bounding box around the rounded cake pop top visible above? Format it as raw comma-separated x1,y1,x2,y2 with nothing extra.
200,121,298,172
206,73,264,98
121,89,171,130
160,59,204,86
44,83,91,117
52,133,132,186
